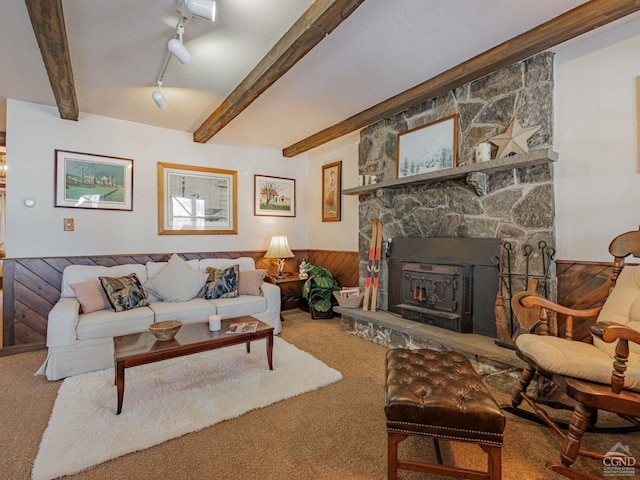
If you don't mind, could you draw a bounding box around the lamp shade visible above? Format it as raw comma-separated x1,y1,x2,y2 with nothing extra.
185,0,216,21
265,235,294,259
168,38,192,64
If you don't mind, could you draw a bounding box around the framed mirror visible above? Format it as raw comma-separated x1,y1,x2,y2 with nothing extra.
157,162,237,235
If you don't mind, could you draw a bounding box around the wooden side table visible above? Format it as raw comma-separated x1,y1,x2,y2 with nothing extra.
265,275,308,312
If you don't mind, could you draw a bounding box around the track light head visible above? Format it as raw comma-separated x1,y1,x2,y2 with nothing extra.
184,0,216,21
152,83,168,109
167,37,191,64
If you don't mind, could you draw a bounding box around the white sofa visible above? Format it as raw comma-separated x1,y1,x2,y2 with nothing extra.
37,256,281,380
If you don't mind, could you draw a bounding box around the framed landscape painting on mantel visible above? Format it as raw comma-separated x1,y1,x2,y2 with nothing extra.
322,160,341,222
55,150,133,210
396,114,458,179
158,162,237,235
254,175,296,217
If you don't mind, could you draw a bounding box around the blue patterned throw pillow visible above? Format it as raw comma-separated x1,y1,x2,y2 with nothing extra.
201,265,239,300
99,273,149,312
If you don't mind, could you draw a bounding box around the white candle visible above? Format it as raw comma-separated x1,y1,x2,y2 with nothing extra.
475,143,492,162
208,315,221,331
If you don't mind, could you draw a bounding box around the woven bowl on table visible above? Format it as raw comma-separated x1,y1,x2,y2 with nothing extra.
148,320,183,341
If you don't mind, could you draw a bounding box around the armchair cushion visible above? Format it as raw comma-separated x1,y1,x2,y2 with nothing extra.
516,334,640,392
594,266,640,364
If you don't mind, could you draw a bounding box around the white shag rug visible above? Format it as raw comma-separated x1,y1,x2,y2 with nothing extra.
32,336,342,480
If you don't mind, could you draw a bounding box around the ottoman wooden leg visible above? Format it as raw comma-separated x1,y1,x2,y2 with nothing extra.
388,432,406,480
481,444,502,480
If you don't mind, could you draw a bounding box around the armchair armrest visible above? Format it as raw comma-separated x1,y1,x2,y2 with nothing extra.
47,298,80,347
520,296,602,318
591,321,640,345
590,321,640,394
518,295,601,340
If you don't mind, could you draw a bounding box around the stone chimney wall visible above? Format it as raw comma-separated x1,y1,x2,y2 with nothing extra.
358,52,556,310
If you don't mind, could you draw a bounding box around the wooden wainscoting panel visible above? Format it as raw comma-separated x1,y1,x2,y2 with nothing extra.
308,250,359,289
556,260,614,341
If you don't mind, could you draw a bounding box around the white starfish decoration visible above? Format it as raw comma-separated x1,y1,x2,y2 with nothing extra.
489,118,541,158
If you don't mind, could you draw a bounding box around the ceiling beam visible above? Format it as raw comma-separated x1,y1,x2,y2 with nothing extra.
283,0,640,157
193,0,366,144
24,0,78,121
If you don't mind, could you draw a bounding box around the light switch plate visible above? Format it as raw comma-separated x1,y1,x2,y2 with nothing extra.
64,218,74,231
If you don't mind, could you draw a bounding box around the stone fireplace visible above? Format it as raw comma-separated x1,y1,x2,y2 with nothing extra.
351,52,556,339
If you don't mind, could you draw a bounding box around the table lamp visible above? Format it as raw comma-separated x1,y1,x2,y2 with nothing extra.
265,235,294,279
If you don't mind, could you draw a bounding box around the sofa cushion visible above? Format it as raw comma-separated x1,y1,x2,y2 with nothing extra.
61,263,148,298
144,254,207,302
201,265,239,300
99,274,150,312
145,258,200,301
199,257,256,272
211,295,267,318
146,258,200,279
239,269,266,296
76,306,154,341
149,298,216,324
70,280,113,314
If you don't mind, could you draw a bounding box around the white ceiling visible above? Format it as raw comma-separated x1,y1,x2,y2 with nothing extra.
1,0,638,150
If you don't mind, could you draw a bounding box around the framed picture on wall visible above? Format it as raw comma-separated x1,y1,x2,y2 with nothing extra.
157,162,237,235
254,175,296,217
322,160,341,222
396,114,458,178
54,150,134,210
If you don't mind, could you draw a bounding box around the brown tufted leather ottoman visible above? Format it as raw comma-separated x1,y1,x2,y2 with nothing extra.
385,348,505,480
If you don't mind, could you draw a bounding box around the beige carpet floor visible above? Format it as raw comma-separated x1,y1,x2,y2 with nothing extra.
0,311,636,479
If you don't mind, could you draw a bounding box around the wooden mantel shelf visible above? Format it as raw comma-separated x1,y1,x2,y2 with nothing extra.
343,148,558,195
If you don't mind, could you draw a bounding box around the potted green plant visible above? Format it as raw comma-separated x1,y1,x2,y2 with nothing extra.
301,263,340,319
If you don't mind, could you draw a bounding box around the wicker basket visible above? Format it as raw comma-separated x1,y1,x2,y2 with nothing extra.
333,290,363,308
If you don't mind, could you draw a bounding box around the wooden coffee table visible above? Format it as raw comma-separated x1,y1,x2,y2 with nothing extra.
113,316,274,414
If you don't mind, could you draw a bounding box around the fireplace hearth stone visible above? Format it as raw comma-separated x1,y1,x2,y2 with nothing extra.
336,307,524,394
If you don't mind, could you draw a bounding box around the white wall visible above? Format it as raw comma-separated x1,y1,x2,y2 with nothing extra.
6,100,308,258
554,22,640,261
304,131,359,252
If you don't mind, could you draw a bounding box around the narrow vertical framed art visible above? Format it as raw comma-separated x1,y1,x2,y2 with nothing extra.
321,160,341,222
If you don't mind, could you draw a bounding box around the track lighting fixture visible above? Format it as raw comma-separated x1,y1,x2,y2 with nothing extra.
167,24,191,64
149,0,216,108
152,81,168,109
180,0,216,21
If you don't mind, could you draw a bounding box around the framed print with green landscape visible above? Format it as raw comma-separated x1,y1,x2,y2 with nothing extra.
55,150,133,210
397,114,458,178
158,162,238,235
254,174,296,217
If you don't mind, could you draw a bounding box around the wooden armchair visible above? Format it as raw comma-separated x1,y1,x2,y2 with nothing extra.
509,231,640,480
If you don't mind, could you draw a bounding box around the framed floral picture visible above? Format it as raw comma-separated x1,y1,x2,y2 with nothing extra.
54,150,134,210
254,175,296,217
322,161,341,222
157,162,237,235
397,114,458,178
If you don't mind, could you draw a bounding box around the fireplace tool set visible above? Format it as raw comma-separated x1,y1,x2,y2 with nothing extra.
492,240,556,347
